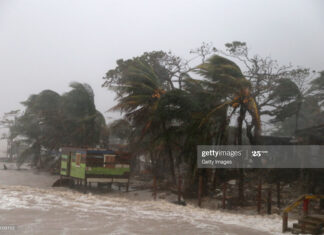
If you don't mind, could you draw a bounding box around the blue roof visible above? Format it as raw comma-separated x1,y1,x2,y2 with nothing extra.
86,149,115,155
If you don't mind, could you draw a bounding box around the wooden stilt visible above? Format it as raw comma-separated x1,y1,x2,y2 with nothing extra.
257,178,262,214
178,175,182,203
282,212,288,233
198,175,202,207
84,179,87,194
126,178,129,192
222,183,227,209
277,181,281,209
303,198,309,216
267,186,272,215
153,176,157,200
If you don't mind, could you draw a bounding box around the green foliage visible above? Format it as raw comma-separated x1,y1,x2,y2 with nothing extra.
310,71,324,107
270,71,324,134
103,51,255,184
108,119,132,141
102,46,323,190
195,54,261,145
103,51,175,96
224,41,247,55
11,83,107,167
196,55,249,96
220,42,323,135
270,78,301,102
273,96,323,136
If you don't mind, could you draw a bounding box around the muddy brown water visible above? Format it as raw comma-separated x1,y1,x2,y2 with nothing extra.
0,164,273,235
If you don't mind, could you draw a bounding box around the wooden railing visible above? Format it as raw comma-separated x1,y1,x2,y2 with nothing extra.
282,194,324,232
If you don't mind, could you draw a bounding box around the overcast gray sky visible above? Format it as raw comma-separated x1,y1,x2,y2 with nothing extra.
0,0,323,122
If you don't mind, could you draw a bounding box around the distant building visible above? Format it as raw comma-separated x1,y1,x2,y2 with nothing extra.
260,136,292,145
295,124,324,145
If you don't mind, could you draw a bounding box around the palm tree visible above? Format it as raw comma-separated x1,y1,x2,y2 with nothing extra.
109,59,180,183
11,90,61,167
60,82,105,147
270,71,324,135
11,83,106,168
195,55,262,204
196,55,261,144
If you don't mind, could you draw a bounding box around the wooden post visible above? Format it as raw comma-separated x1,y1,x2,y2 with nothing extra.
212,170,217,191
84,179,87,194
222,183,227,209
277,181,281,209
257,179,262,214
303,198,309,216
320,198,324,211
126,178,129,192
178,175,182,203
282,212,288,233
69,178,74,188
267,186,272,215
238,169,244,206
153,176,157,200
198,175,202,207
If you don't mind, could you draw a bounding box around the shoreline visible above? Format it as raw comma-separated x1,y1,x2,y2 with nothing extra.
0,164,287,234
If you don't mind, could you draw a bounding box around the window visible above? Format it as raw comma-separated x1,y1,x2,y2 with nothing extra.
104,154,115,168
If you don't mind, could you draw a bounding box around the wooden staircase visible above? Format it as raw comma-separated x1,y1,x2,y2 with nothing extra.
282,195,324,233
292,215,324,234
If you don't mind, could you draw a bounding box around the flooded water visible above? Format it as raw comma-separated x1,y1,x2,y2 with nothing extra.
0,164,275,235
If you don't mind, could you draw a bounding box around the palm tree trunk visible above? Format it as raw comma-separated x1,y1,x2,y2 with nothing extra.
167,145,176,185
149,150,157,177
237,107,246,145
295,98,302,134
237,106,246,206
162,122,176,185
8,138,13,162
34,143,41,168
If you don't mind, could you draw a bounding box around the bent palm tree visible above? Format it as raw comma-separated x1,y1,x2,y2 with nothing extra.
195,55,262,205
197,55,261,144
110,59,179,183
110,59,166,134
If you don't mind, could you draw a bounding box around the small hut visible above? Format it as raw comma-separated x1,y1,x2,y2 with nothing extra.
59,147,131,188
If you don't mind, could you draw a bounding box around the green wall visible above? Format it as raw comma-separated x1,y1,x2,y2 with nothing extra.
86,167,129,176
70,161,86,179
60,150,130,179
60,154,69,176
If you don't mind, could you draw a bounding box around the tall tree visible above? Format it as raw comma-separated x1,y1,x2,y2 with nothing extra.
196,54,261,144
104,55,179,183
11,83,107,168
271,71,324,135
